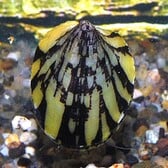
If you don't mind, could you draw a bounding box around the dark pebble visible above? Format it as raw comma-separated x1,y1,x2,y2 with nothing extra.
126,154,139,166
17,157,32,167
8,142,25,159
100,155,113,167
159,127,165,139
0,84,5,95
132,118,149,132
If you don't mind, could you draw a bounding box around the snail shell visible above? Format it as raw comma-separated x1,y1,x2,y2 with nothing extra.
31,20,135,149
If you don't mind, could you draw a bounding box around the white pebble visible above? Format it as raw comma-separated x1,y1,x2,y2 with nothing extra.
20,132,37,145
7,52,20,62
85,163,97,168
25,146,36,156
157,57,166,68
22,79,31,88
145,129,159,144
0,145,9,156
12,116,32,131
27,118,38,131
133,89,143,99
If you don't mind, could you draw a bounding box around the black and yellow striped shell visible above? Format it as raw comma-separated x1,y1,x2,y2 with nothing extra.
31,20,135,149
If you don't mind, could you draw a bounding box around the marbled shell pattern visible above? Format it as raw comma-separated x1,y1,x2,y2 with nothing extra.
31,20,135,149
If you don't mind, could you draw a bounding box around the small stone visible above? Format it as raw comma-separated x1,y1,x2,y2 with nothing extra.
138,143,152,160
157,57,166,68
159,127,165,139
85,163,97,168
17,157,32,167
126,154,139,166
25,146,35,156
156,138,168,149
12,116,31,131
133,89,143,99
8,142,25,159
146,68,161,85
0,145,9,156
145,129,159,144
5,134,20,148
27,118,38,131
162,100,168,110
156,138,168,156
0,58,17,71
7,52,20,62
151,156,168,167
20,132,37,145
132,118,149,137
0,133,4,146
100,155,113,167
22,79,31,88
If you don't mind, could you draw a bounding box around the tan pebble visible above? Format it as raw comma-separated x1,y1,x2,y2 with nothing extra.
5,133,20,148
162,100,168,110
140,85,153,97
152,156,168,167
158,121,168,131
138,144,151,160
146,69,160,84
135,125,148,137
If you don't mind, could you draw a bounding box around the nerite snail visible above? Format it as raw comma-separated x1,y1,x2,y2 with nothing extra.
31,20,135,149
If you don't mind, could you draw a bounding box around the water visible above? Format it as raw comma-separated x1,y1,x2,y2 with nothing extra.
0,0,168,167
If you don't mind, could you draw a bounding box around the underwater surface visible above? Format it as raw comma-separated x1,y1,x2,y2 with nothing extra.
0,0,168,167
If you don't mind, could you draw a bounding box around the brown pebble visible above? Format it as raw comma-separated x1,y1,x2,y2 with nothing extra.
156,138,168,149
0,58,17,71
133,118,149,137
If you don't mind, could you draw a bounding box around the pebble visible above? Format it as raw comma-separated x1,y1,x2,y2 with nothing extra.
27,118,38,132
5,134,20,148
11,116,32,131
126,154,139,166
156,138,168,156
6,52,20,62
85,163,97,168
17,157,32,167
138,143,152,160
100,155,113,167
0,145,9,156
20,132,37,145
145,129,159,144
8,142,25,159
132,118,149,137
25,146,35,156
157,57,166,68
151,156,168,167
